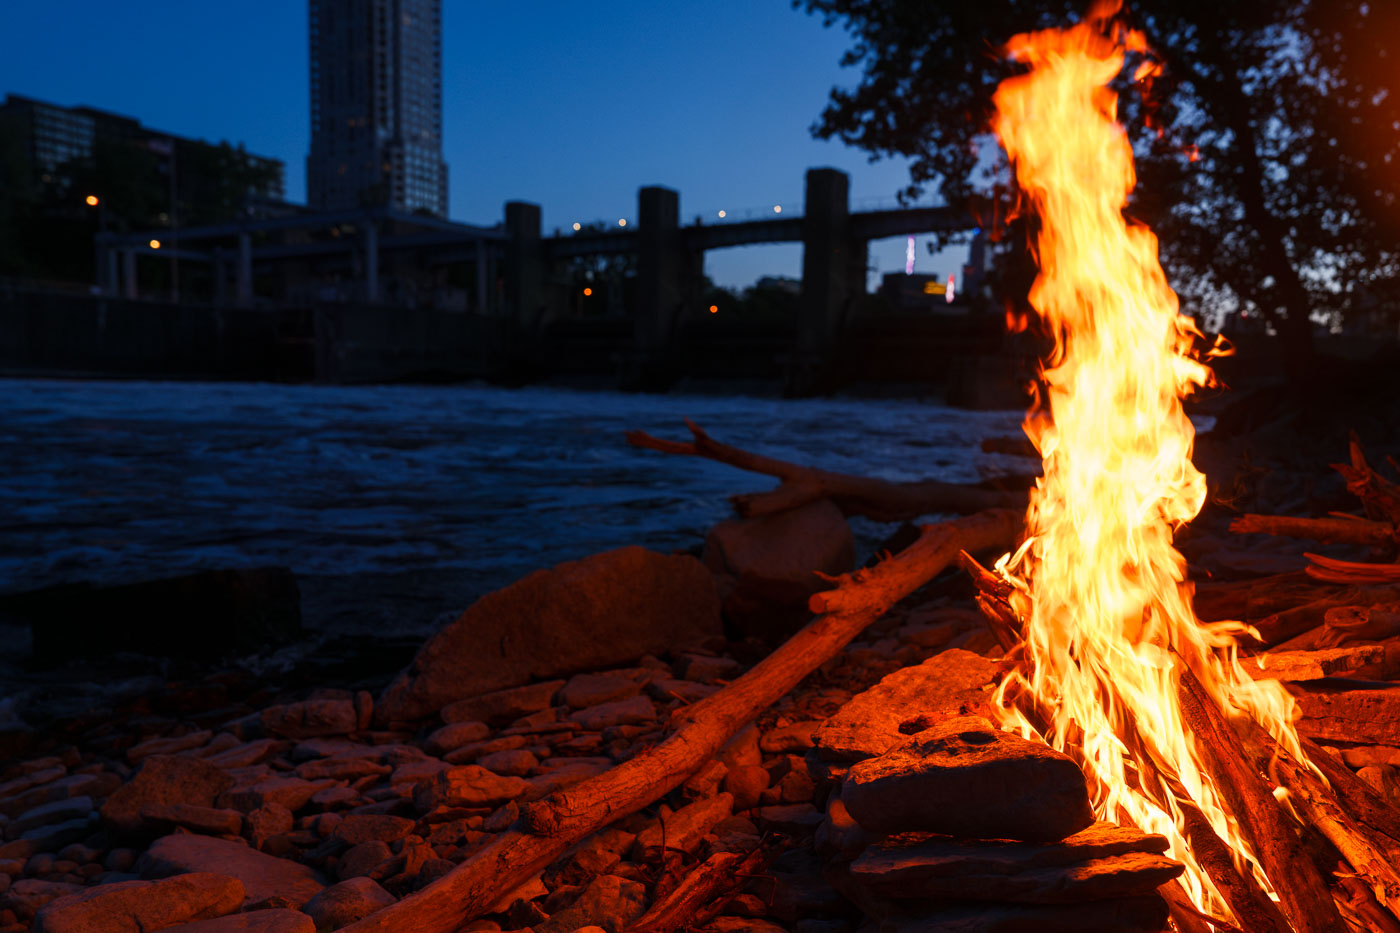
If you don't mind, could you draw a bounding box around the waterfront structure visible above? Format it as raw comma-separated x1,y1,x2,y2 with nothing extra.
307,0,448,217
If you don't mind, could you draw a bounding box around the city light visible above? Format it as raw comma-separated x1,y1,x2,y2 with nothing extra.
773,205,782,214
618,218,627,227
149,239,161,249
583,287,593,297
717,210,726,218
709,305,718,314
85,195,99,207
572,222,581,231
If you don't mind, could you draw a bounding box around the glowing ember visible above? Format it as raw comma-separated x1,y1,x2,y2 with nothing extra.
989,1,1307,921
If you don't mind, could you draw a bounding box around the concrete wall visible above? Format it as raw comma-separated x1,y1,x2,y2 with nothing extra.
0,289,313,380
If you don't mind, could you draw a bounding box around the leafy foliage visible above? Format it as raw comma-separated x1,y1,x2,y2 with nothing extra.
796,0,1400,357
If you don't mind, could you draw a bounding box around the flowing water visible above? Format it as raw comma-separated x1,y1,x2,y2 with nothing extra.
0,378,1025,706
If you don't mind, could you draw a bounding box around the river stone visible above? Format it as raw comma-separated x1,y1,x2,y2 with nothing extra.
813,650,1000,762
559,672,642,710
138,834,326,908
851,832,1182,903
879,895,1170,933
378,546,721,723
412,765,529,811
842,715,1094,841
703,498,855,642
632,793,734,860
440,681,564,726
158,908,315,932
33,872,244,932
101,755,235,838
302,877,396,929
852,821,1170,885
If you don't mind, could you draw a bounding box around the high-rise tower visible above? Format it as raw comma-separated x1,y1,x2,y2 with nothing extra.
307,0,447,217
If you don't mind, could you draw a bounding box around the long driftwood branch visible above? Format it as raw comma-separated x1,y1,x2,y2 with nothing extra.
1304,552,1400,584
627,419,1025,521
340,509,1022,933
1230,514,1399,548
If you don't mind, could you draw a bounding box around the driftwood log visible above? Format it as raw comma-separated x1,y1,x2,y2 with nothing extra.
1230,514,1399,548
627,418,1025,521
340,509,1021,932
1305,552,1400,584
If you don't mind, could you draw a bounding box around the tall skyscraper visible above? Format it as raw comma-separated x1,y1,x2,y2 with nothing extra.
307,0,447,217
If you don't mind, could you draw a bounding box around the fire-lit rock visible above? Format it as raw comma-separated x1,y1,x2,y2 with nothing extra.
842,715,1094,841
32,872,244,933
812,650,1000,762
704,498,855,642
377,547,721,723
137,834,325,908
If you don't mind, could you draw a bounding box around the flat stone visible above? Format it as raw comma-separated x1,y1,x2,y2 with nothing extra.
755,804,824,833
157,908,315,932
140,803,243,836
814,795,874,860
424,721,492,756
302,877,396,929
19,816,97,853
33,872,243,932
813,651,999,762
224,777,327,814
332,814,416,847
569,695,657,731
851,822,1174,898
842,715,1094,841
10,797,94,836
632,793,733,860
260,699,358,740
1247,645,1389,681
293,758,389,781
128,731,214,765
412,765,529,811
138,834,325,908
440,681,564,727
477,749,538,776
377,547,721,722
559,673,642,710
760,722,822,754
879,895,1170,933
101,756,235,837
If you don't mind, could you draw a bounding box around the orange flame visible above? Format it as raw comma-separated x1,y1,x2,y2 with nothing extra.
989,2,1305,921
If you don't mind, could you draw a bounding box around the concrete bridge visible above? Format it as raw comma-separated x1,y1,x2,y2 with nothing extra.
93,167,976,393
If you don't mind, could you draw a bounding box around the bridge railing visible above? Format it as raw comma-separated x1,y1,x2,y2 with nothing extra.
554,193,951,236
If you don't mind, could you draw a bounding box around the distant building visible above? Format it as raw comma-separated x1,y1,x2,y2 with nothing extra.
879,272,957,312
0,93,286,210
307,0,448,217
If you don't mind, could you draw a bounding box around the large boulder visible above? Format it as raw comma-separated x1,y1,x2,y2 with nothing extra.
842,715,1094,842
377,547,721,723
33,873,243,933
138,834,325,908
703,499,854,642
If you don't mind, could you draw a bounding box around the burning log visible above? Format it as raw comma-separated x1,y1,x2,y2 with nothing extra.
1305,552,1400,584
1175,668,1345,933
1229,514,1399,549
337,509,1020,933
626,419,1024,521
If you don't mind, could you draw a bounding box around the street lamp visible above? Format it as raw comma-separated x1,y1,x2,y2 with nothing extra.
149,239,162,250
85,195,99,207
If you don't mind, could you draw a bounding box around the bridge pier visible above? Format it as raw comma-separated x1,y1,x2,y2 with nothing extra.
628,185,697,389
504,201,544,329
789,167,865,396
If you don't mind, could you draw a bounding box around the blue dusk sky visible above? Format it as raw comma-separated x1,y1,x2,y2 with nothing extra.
0,1,970,289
